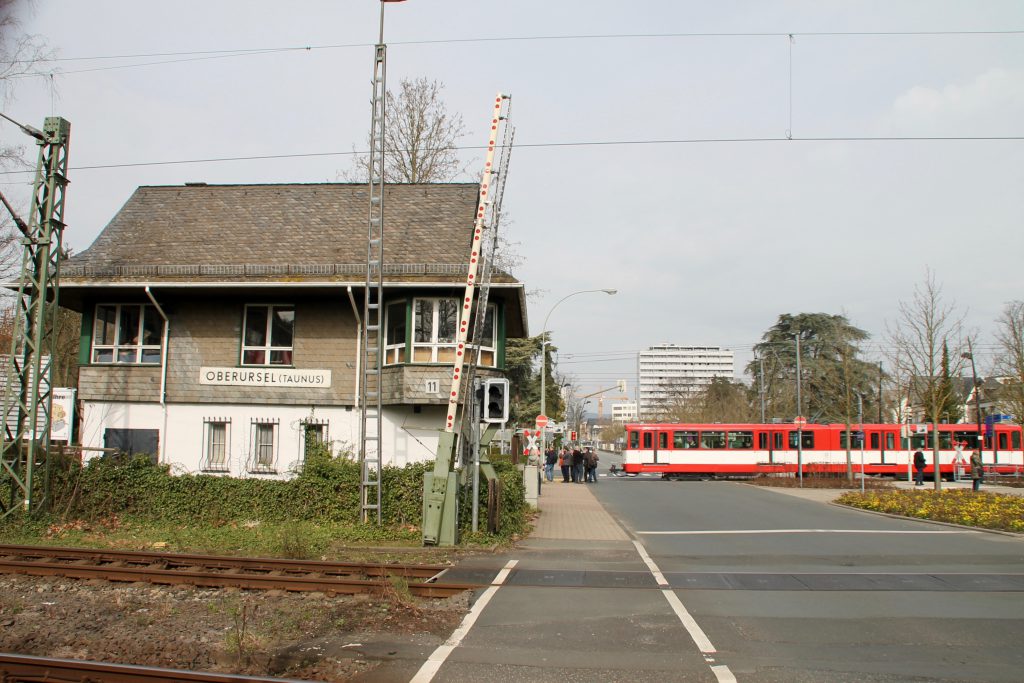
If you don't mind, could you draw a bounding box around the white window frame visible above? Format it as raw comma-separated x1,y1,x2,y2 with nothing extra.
202,419,230,472
384,300,407,365
249,420,279,473
300,419,329,461
411,298,497,367
241,304,295,367
91,303,163,365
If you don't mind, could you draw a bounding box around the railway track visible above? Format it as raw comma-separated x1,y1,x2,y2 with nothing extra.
0,543,479,597
0,652,309,683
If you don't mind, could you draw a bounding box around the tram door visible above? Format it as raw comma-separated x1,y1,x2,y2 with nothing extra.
642,431,655,463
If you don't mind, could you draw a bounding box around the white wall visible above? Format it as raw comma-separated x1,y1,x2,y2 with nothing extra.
80,401,448,478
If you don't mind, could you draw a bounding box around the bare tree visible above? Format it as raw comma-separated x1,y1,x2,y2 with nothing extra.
886,269,967,489
343,77,468,183
1,0,54,166
993,300,1024,423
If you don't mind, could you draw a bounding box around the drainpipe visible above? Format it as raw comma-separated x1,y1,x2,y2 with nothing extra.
346,287,361,410
145,287,169,464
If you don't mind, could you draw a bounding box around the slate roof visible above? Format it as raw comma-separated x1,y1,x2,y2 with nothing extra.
64,183,517,285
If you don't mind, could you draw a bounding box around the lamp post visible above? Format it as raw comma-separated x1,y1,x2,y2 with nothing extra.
962,340,983,459
539,289,616,455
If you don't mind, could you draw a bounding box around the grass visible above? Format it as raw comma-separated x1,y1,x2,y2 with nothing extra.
837,489,1024,532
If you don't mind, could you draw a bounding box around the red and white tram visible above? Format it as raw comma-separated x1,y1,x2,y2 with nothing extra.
622,422,1024,479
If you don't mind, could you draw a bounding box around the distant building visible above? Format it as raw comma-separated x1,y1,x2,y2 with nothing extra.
611,402,637,423
638,344,734,419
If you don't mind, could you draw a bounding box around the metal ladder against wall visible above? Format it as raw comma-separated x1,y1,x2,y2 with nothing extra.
0,117,71,519
359,43,387,524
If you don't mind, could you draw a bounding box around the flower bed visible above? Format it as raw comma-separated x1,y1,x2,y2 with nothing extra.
836,489,1024,532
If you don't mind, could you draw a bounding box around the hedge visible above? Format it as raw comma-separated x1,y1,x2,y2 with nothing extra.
4,447,528,541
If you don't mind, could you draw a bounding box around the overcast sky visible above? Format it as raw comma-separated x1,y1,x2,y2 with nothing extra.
2,1,1022,410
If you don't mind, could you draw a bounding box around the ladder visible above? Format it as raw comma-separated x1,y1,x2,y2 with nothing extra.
358,42,387,524
0,117,71,519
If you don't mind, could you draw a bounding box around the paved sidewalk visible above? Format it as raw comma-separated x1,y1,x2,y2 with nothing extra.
531,480,630,541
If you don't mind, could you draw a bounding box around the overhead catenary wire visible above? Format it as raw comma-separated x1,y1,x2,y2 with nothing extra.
0,134,1020,176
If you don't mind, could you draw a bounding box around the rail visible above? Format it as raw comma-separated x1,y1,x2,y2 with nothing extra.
0,544,480,598
0,652,306,683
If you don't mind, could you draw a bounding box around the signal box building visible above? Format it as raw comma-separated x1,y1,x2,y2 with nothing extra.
58,183,526,477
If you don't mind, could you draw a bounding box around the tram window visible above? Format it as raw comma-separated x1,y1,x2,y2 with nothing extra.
673,431,698,449
788,431,814,449
999,433,1008,450
758,433,768,449
728,431,753,449
629,431,639,449
938,432,953,449
886,432,895,449
953,431,978,448
643,432,652,449
659,432,669,449
910,433,932,450
701,431,725,449
839,430,863,448
870,433,879,449
773,432,784,449
1013,432,1021,450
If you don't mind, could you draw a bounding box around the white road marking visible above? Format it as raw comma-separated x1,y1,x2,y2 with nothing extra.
638,528,976,535
409,559,518,683
633,539,736,683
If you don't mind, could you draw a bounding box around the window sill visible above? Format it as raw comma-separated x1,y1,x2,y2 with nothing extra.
248,468,278,475
202,467,230,473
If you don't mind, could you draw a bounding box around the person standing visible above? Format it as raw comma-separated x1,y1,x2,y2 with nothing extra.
544,447,557,482
970,449,984,492
913,449,926,486
571,447,583,484
559,448,571,482
586,447,600,483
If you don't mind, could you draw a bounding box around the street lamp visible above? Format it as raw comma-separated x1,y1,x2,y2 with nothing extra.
539,289,617,454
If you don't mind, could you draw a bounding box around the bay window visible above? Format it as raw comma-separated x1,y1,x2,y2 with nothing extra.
91,304,162,364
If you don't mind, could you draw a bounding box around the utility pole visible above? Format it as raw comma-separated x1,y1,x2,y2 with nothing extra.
759,355,766,423
796,334,803,486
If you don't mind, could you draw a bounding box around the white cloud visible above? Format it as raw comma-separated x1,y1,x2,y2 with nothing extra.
881,67,1024,136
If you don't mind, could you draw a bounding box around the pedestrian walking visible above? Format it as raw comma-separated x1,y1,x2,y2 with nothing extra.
913,449,926,486
559,448,571,482
544,447,557,482
970,449,984,492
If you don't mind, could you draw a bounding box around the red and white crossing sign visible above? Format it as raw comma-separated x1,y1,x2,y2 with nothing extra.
793,416,807,427
535,415,549,429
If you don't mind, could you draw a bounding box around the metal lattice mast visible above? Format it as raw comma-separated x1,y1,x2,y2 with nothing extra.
358,15,388,525
0,117,71,518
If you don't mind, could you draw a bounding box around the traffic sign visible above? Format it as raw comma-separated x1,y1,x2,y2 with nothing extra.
793,416,807,427
536,414,549,429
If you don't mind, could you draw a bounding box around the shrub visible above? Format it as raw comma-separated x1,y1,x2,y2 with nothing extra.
837,489,1024,532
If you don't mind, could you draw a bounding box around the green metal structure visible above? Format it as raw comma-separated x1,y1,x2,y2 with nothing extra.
0,116,71,518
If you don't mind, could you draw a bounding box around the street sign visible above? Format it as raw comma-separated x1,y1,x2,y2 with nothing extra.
793,416,807,427
536,414,549,429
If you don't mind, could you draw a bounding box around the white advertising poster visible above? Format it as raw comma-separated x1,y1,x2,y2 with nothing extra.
199,367,332,388
51,387,75,442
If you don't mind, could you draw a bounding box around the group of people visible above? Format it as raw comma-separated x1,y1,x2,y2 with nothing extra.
913,448,984,491
544,445,599,483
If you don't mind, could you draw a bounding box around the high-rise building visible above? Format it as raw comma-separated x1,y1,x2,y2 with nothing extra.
611,402,638,423
638,344,735,419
